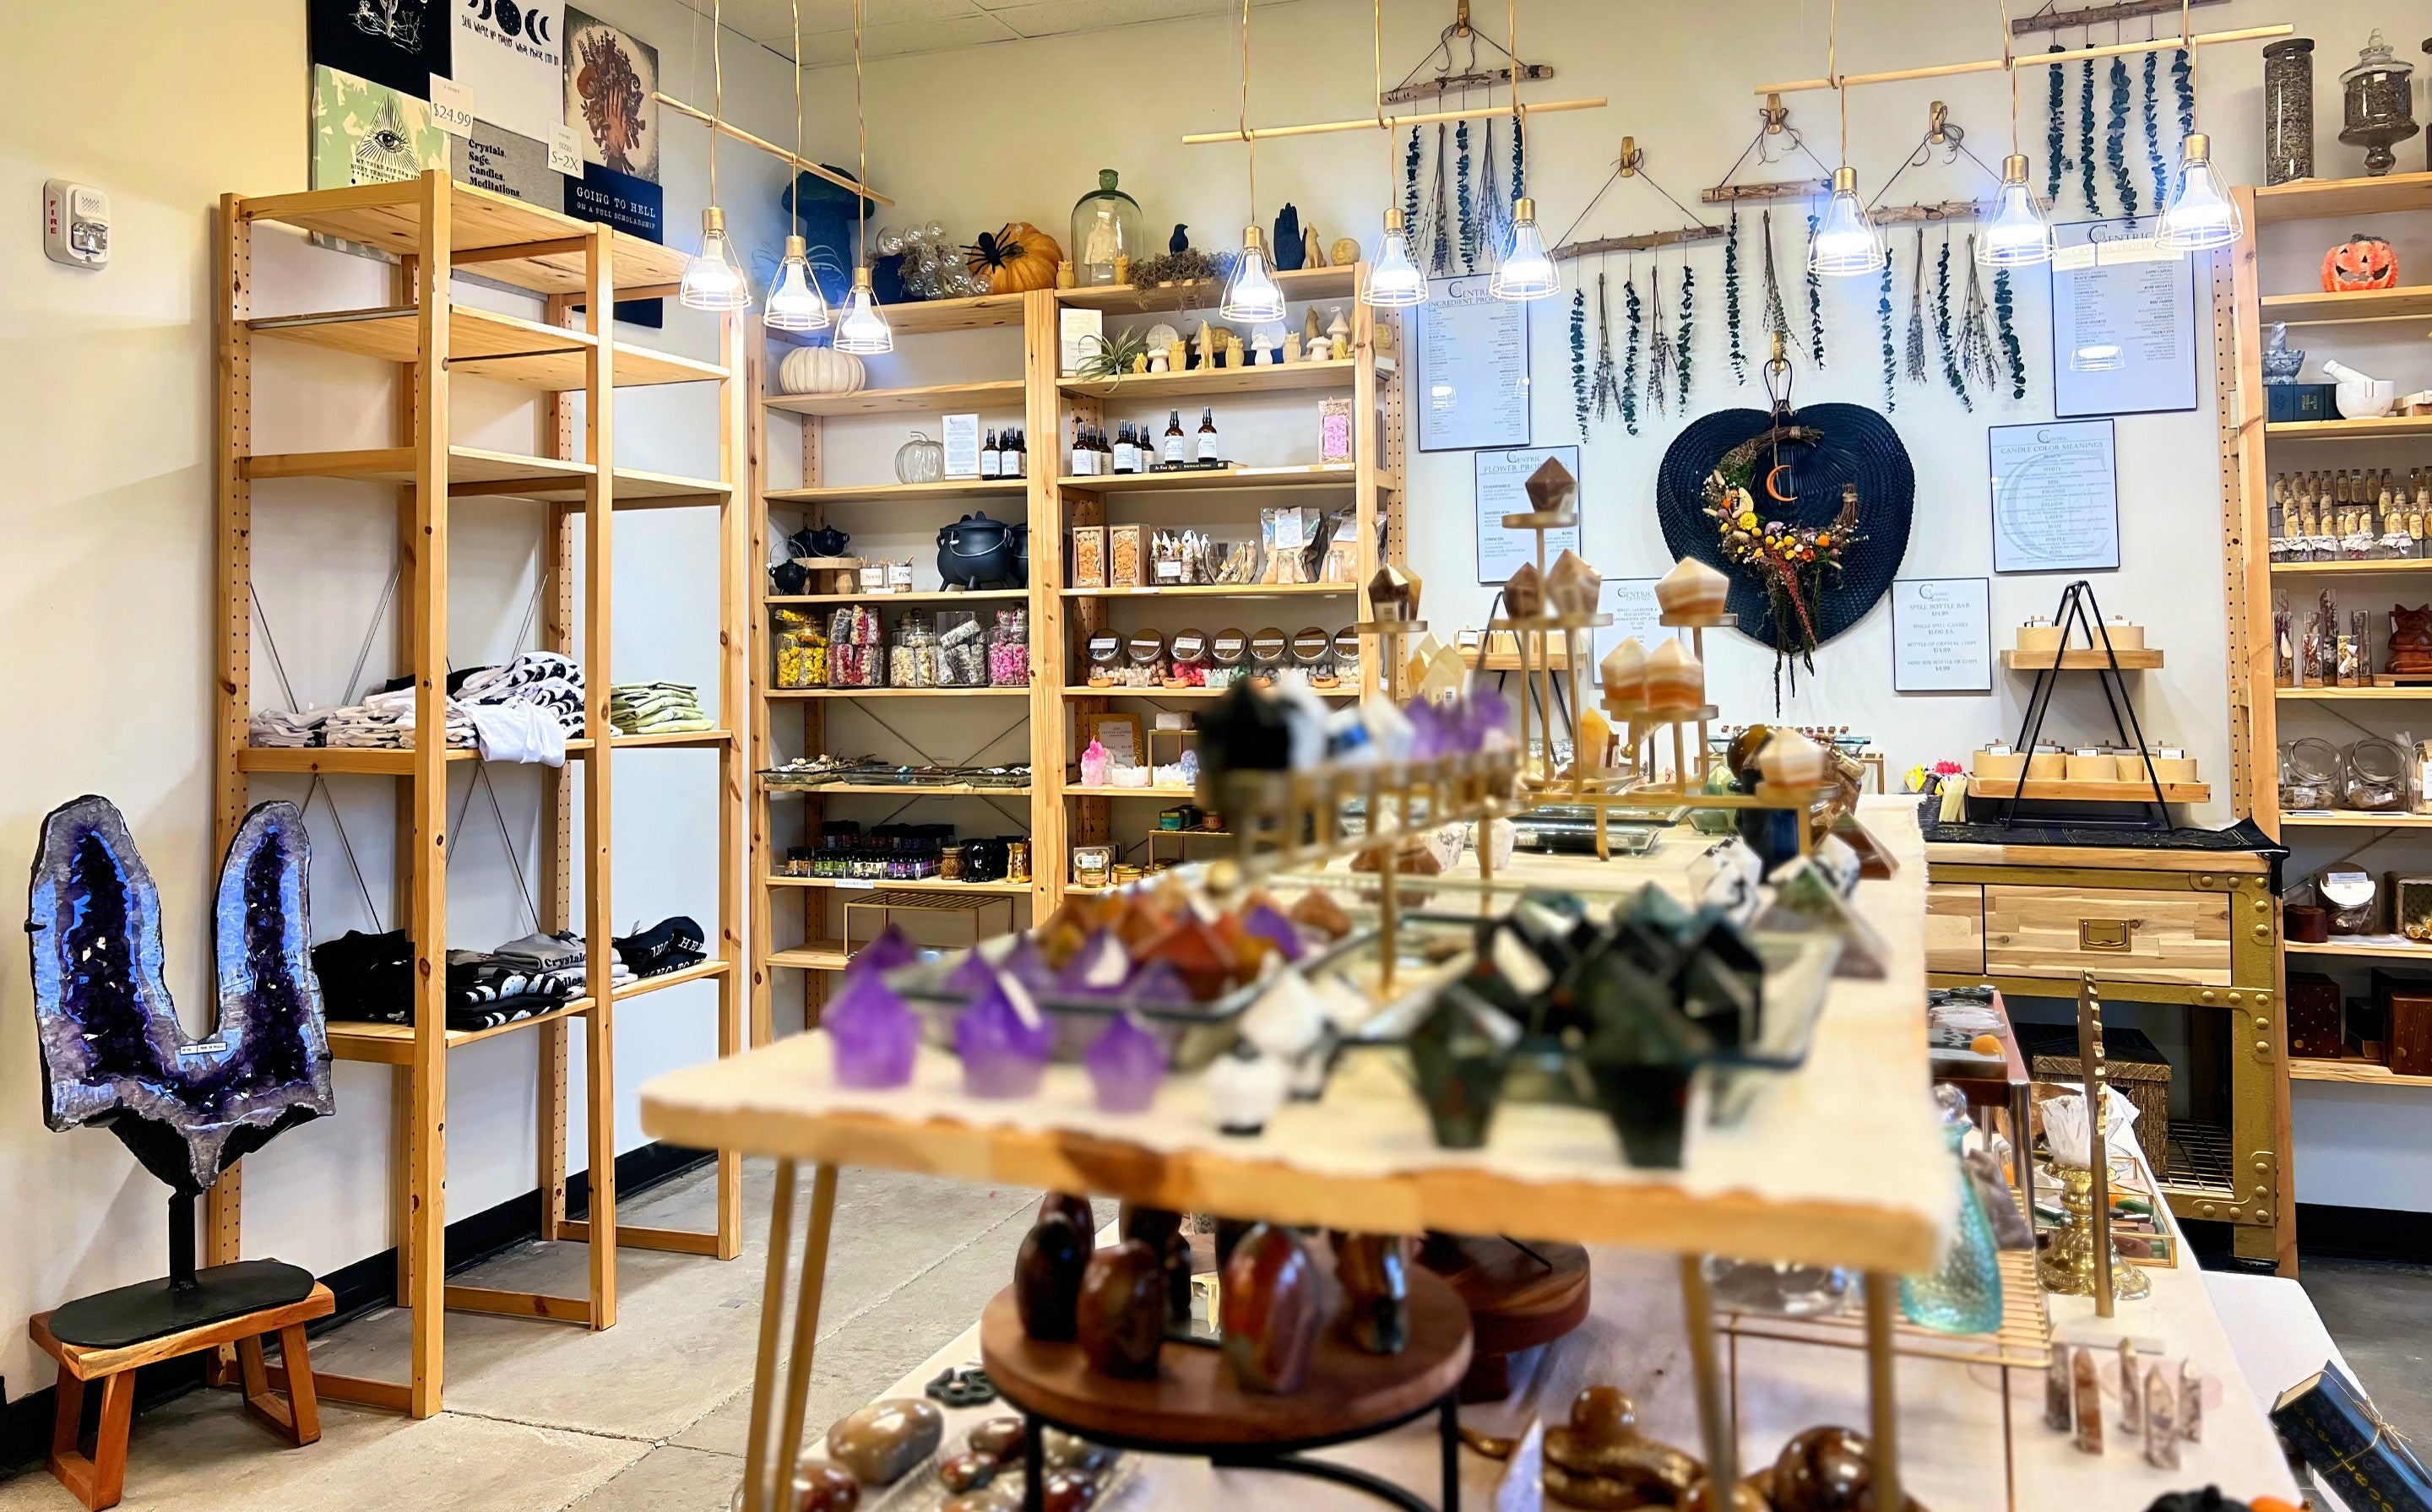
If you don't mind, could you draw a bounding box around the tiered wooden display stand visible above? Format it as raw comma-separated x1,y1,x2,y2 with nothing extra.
752,264,1409,1022
216,172,750,1416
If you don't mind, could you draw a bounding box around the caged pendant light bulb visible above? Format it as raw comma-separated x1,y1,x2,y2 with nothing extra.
1489,197,1559,300
1809,0,1886,278
1360,3,1425,308
832,0,892,353
2156,132,2241,252
681,0,752,311
1976,3,2054,268
764,2,830,330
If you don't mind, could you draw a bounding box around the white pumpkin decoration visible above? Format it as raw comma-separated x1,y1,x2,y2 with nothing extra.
779,343,867,396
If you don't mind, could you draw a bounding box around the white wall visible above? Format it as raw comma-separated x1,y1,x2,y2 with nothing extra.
0,0,801,1399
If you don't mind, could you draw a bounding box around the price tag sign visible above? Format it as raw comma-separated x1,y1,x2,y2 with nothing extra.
547,122,584,176
429,76,476,137
1273,511,1307,550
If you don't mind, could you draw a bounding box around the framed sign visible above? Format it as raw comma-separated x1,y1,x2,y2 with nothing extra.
1416,274,1532,453
1989,419,2120,574
2048,218,2200,418
1596,578,1664,664
1088,714,1143,769
1474,445,1580,583
1891,578,1994,692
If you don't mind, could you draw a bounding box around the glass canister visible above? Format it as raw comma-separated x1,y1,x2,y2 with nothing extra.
2346,736,2408,810
827,604,883,688
2262,38,2316,184
1168,629,1209,688
2339,30,2418,176
936,609,989,686
2279,735,2344,810
1069,168,1144,287
772,608,828,690
888,611,938,688
1125,630,1169,688
988,608,1032,687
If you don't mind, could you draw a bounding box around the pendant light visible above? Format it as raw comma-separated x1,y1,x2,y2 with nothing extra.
1487,0,1558,301
1976,0,2056,267
1219,0,1286,322
2154,1,2240,252
832,0,893,354
1360,0,1425,308
1809,0,1887,278
763,0,830,331
680,0,752,311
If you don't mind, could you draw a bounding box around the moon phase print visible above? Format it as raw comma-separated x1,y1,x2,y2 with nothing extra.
454,0,565,147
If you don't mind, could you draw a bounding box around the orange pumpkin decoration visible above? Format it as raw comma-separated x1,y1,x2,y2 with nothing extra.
2322,233,2399,292
965,222,1064,294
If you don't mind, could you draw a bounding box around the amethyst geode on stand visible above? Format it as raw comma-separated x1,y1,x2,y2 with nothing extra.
25,796,334,1347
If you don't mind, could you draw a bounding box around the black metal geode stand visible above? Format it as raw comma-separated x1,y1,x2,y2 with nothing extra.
47,1190,316,1350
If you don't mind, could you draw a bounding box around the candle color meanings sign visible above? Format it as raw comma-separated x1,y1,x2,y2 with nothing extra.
1988,418,2120,574
1891,578,1993,692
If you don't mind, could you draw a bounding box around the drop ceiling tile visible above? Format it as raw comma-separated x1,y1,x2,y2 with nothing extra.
985,0,1234,37
796,10,1020,64
705,0,985,46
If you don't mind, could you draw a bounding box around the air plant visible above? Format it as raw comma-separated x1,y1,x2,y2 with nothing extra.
1571,289,1591,437
2107,57,2137,220
1073,327,1152,381
1994,268,2026,401
1676,261,1695,408
1725,207,1746,383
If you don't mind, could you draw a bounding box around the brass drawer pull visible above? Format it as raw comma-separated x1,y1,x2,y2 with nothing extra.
2079,919,2135,951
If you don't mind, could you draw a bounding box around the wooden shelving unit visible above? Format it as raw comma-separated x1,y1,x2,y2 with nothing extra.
217,172,748,1417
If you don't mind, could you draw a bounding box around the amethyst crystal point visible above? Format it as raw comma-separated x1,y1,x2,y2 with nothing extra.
1240,903,1306,962
1465,683,1512,749
847,923,919,979
1059,929,1135,997
1407,696,1452,760
27,796,334,1196
946,945,999,996
1083,1012,1165,1113
1121,959,1194,1010
997,934,1058,995
826,970,918,1088
957,973,1052,1097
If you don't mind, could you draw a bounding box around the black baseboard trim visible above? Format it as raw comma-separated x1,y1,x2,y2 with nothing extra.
2,1141,717,1473
2296,1202,2432,1265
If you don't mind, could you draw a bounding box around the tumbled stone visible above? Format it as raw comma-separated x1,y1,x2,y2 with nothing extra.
937,1453,997,1494
1042,1429,1111,1477
790,1461,859,1512
966,1417,1026,1462
1043,1470,1099,1512
824,1398,942,1486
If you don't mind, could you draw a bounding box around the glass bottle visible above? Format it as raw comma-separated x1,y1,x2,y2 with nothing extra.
1069,168,1144,288
1197,407,1219,464
2339,30,2418,177
1164,410,1186,466
2261,38,2315,185
1899,1096,2005,1335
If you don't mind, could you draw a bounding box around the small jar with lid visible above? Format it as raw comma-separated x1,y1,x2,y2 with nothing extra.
772,608,829,689
936,609,989,686
988,608,1031,686
2338,30,2418,176
827,604,883,687
888,611,938,689
1247,626,1291,683
2346,736,2408,810
1168,629,1209,688
1208,629,1249,687
1126,630,1169,687
1291,626,1335,688
1083,630,1123,687
1332,628,1363,689
1069,169,1144,288
2280,736,2344,811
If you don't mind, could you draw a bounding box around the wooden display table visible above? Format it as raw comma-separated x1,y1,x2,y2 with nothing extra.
30,1282,332,1509
643,799,1947,1512
979,1277,1469,1512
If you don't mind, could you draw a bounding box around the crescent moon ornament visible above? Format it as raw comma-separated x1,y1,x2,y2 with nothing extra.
1764,463,1797,503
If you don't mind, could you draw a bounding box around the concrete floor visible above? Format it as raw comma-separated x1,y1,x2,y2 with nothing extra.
3,1162,2426,1512
0,1162,1094,1512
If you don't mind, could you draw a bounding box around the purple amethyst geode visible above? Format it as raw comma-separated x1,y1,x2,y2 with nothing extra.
957,973,1052,1097
824,971,918,1088
1083,1013,1165,1113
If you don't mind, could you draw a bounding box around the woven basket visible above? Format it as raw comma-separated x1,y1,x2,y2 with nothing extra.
2018,1022,2172,1178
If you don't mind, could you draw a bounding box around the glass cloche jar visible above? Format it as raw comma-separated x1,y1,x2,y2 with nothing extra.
2338,30,2418,177
1070,169,1144,288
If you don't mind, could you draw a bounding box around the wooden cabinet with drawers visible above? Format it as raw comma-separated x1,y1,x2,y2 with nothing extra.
1982,883,2231,986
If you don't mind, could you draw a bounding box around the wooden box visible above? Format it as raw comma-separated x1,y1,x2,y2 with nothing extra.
2371,971,2432,1078
2287,972,2345,1059
2018,1022,2173,1178
2345,995,2388,1065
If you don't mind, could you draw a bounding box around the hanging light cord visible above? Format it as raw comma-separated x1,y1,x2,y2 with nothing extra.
2000,0,2019,156
1240,0,1257,229
854,0,868,270
1508,0,1526,171
792,0,804,187
708,0,722,208
1832,0,1849,167
2179,0,2198,130
1374,0,1389,181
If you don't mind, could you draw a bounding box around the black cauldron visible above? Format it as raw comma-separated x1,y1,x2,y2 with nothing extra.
936,512,1027,590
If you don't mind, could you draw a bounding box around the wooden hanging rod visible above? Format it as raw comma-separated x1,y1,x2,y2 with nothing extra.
1702,180,1832,203
1551,225,1726,260
1381,64,1554,106
1181,95,1606,145
654,92,895,206
2011,0,2228,35
1873,198,1994,224
1753,24,2288,95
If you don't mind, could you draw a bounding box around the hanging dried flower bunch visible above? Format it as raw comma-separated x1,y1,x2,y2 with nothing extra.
1571,289,1591,438
1958,237,1995,405
1428,122,1454,275
1725,207,1747,384
2045,44,2071,203
1994,268,2026,401
1621,268,1644,436
1455,119,1476,272
1647,261,1674,417
2077,59,2099,214
1903,229,1929,383
2106,57,2137,219
1593,271,1623,423
1935,226,1968,404
1676,261,1696,409
1803,213,1826,367
1760,210,1792,353
2142,51,2166,214
1877,257,1897,411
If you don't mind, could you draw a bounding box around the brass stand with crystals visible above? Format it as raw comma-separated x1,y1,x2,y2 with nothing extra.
2038,975,2150,1309
1489,472,1607,795
1208,745,1523,994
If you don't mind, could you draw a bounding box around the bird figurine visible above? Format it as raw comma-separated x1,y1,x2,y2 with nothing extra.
1170,223,1191,255
26,795,334,1343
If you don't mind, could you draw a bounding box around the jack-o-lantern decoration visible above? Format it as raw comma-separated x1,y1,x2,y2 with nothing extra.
2322,234,2400,293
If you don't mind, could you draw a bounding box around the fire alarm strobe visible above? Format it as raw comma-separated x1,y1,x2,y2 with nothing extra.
44,180,109,270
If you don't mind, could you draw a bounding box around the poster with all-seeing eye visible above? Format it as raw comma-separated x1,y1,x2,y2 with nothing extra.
563,8,660,182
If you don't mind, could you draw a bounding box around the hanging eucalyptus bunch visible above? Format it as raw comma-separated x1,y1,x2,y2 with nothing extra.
1994,268,2026,401
1593,272,1622,422
2107,57,2138,219
1958,238,1996,407
1456,119,1476,271
1677,261,1696,408
1648,263,1675,417
1725,208,1746,384
1903,228,1929,382
1404,127,1422,234
1621,268,1644,436
2172,47,2193,144
2045,44,2070,202
1877,257,1897,411
1428,122,1453,275
1935,227,1968,403
2078,60,2099,214
1512,114,1526,200
1804,214,1826,367
1760,209,1791,352
2142,51,2166,217
1571,289,1591,438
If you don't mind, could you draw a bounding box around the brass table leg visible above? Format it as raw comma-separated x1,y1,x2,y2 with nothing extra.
1865,1272,1901,1512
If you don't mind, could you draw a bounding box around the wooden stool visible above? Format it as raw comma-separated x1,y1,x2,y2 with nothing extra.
29,1282,334,1509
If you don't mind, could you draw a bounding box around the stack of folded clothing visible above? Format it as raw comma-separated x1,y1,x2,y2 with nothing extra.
613,916,708,979
321,686,477,751
495,929,635,989
455,651,586,754
444,950,580,1030
610,682,714,736
247,707,329,748
311,929,581,1030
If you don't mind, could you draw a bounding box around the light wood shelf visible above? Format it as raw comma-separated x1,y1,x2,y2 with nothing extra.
326,961,733,1065
2253,170,2432,225
2264,415,2432,442
1056,359,1362,399
243,444,728,507
1056,463,1355,493
768,589,1028,606
2260,285,2432,326
1066,785,1199,799
237,729,732,775
2277,686,2432,700
765,942,854,972
1056,265,1360,314
2289,1057,2432,1087
1061,685,1358,701
2277,811,2432,828
879,293,1029,335
2287,937,2432,961
240,178,689,294
765,782,1034,797
2000,648,2164,670
1061,583,1354,599
766,686,1032,699
763,478,1027,507
764,875,1033,895
2269,559,2432,576
764,379,1026,417
250,304,723,389
1969,778,2210,802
